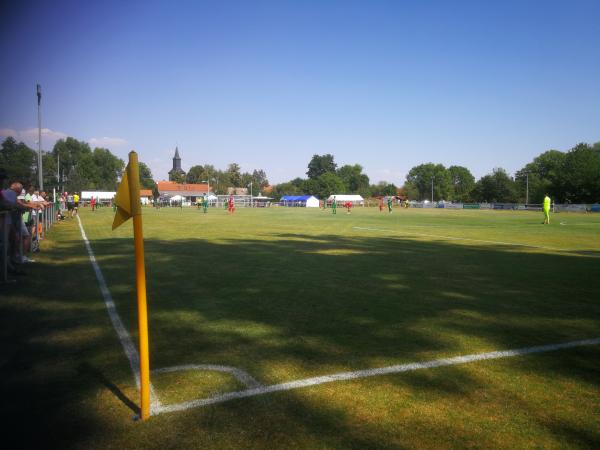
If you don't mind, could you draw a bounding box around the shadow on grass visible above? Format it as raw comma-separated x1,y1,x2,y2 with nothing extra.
77,361,140,415
1,222,599,448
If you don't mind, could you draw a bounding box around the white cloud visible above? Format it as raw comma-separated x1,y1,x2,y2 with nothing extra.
88,136,128,148
0,127,67,149
1,128,129,155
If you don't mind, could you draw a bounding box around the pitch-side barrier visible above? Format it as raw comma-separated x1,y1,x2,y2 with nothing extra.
407,202,598,212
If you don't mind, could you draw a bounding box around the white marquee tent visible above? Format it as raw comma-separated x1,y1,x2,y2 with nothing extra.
327,194,364,205
81,191,116,201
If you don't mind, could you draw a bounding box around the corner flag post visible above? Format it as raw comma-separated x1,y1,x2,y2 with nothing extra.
112,151,151,420
129,152,151,420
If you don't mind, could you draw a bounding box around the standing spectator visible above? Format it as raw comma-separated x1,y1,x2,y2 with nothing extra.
2,182,37,264
31,190,47,241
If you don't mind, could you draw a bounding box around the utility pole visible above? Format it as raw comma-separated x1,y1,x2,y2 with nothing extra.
249,181,253,207
526,172,529,205
431,177,434,203
37,84,43,190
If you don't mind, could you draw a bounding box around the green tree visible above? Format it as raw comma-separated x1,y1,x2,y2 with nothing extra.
92,148,124,190
515,149,566,203
314,172,346,199
226,163,242,187
169,171,185,184
448,165,475,202
53,137,92,172
370,181,397,197
337,164,369,194
251,169,269,190
185,165,206,184
42,151,58,190
473,168,518,203
273,181,303,197
559,143,600,203
405,163,452,201
0,137,36,185
307,154,337,179
138,162,156,191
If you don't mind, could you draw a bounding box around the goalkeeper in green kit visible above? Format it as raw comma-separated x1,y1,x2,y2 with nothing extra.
543,193,551,224
332,196,337,215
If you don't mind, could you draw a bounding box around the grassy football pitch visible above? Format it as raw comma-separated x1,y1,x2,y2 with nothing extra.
2,206,600,448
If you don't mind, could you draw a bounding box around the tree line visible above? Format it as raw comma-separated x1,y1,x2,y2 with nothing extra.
403,142,600,203
0,136,270,197
272,154,397,200
3,135,598,203
178,163,269,195
0,136,154,194
273,142,600,203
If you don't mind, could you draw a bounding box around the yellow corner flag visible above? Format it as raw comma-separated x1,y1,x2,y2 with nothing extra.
112,170,132,230
113,151,151,421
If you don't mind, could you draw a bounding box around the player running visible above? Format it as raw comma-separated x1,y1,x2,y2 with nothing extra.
543,193,551,224
387,197,393,213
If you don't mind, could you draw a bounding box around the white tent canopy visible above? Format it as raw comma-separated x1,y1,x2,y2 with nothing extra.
328,194,364,205
81,191,116,201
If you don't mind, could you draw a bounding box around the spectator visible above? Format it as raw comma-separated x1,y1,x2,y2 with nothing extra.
1,182,37,265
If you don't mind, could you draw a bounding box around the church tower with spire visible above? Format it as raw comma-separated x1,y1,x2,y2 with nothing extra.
168,146,186,181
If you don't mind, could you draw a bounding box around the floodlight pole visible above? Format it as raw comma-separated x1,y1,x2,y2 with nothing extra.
249,182,253,207
37,84,43,190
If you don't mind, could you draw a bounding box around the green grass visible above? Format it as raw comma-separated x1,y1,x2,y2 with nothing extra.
2,206,600,449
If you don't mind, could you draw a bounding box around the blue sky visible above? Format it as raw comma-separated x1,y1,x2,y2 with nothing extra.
1,0,599,185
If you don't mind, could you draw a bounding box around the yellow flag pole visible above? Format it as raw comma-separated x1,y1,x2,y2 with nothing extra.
127,151,151,420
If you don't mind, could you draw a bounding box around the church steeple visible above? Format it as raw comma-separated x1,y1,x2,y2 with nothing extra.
172,146,182,172
169,146,186,181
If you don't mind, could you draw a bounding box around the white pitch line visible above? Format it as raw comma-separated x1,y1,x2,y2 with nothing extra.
153,364,263,389
154,337,600,414
352,226,573,252
76,216,162,412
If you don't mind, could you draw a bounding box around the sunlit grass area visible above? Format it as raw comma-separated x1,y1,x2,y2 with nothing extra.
2,206,599,448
